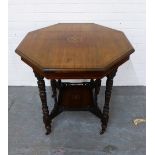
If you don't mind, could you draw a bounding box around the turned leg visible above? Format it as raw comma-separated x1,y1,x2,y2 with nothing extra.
100,69,117,134
94,79,101,105
89,79,102,119
50,80,62,119
34,72,51,135
50,80,57,98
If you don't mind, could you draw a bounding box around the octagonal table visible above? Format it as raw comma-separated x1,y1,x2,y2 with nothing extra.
15,23,134,135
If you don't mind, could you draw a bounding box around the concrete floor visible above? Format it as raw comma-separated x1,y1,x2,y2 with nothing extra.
8,86,146,155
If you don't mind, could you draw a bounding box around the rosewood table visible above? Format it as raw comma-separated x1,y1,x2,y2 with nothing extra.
15,23,134,135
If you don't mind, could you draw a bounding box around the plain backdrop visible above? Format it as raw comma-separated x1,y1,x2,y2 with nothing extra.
8,0,146,86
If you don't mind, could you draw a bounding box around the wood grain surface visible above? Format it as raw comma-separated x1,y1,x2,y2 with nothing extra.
16,23,134,74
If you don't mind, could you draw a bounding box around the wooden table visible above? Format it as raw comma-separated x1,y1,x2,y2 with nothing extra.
15,23,134,135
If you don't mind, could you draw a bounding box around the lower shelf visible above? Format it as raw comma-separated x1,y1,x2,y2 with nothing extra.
58,85,94,109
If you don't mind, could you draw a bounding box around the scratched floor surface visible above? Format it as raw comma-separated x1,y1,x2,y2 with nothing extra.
8,86,146,155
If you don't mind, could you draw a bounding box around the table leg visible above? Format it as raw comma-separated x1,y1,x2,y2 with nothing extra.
100,69,117,134
89,79,102,117
50,80,62,119
94,79,101,105
50,80,57,98
34,72,51,135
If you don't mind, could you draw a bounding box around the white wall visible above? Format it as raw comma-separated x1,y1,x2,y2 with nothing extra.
8,0,146,86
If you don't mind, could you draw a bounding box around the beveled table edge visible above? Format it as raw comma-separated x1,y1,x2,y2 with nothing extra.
15,48,134,73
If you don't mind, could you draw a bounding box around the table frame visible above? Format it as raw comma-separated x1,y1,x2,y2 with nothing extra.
34,68,117,135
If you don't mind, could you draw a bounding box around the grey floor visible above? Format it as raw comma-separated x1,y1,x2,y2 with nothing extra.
8,86,146,155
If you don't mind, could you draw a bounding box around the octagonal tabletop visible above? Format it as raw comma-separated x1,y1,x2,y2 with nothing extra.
16,23,134,78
